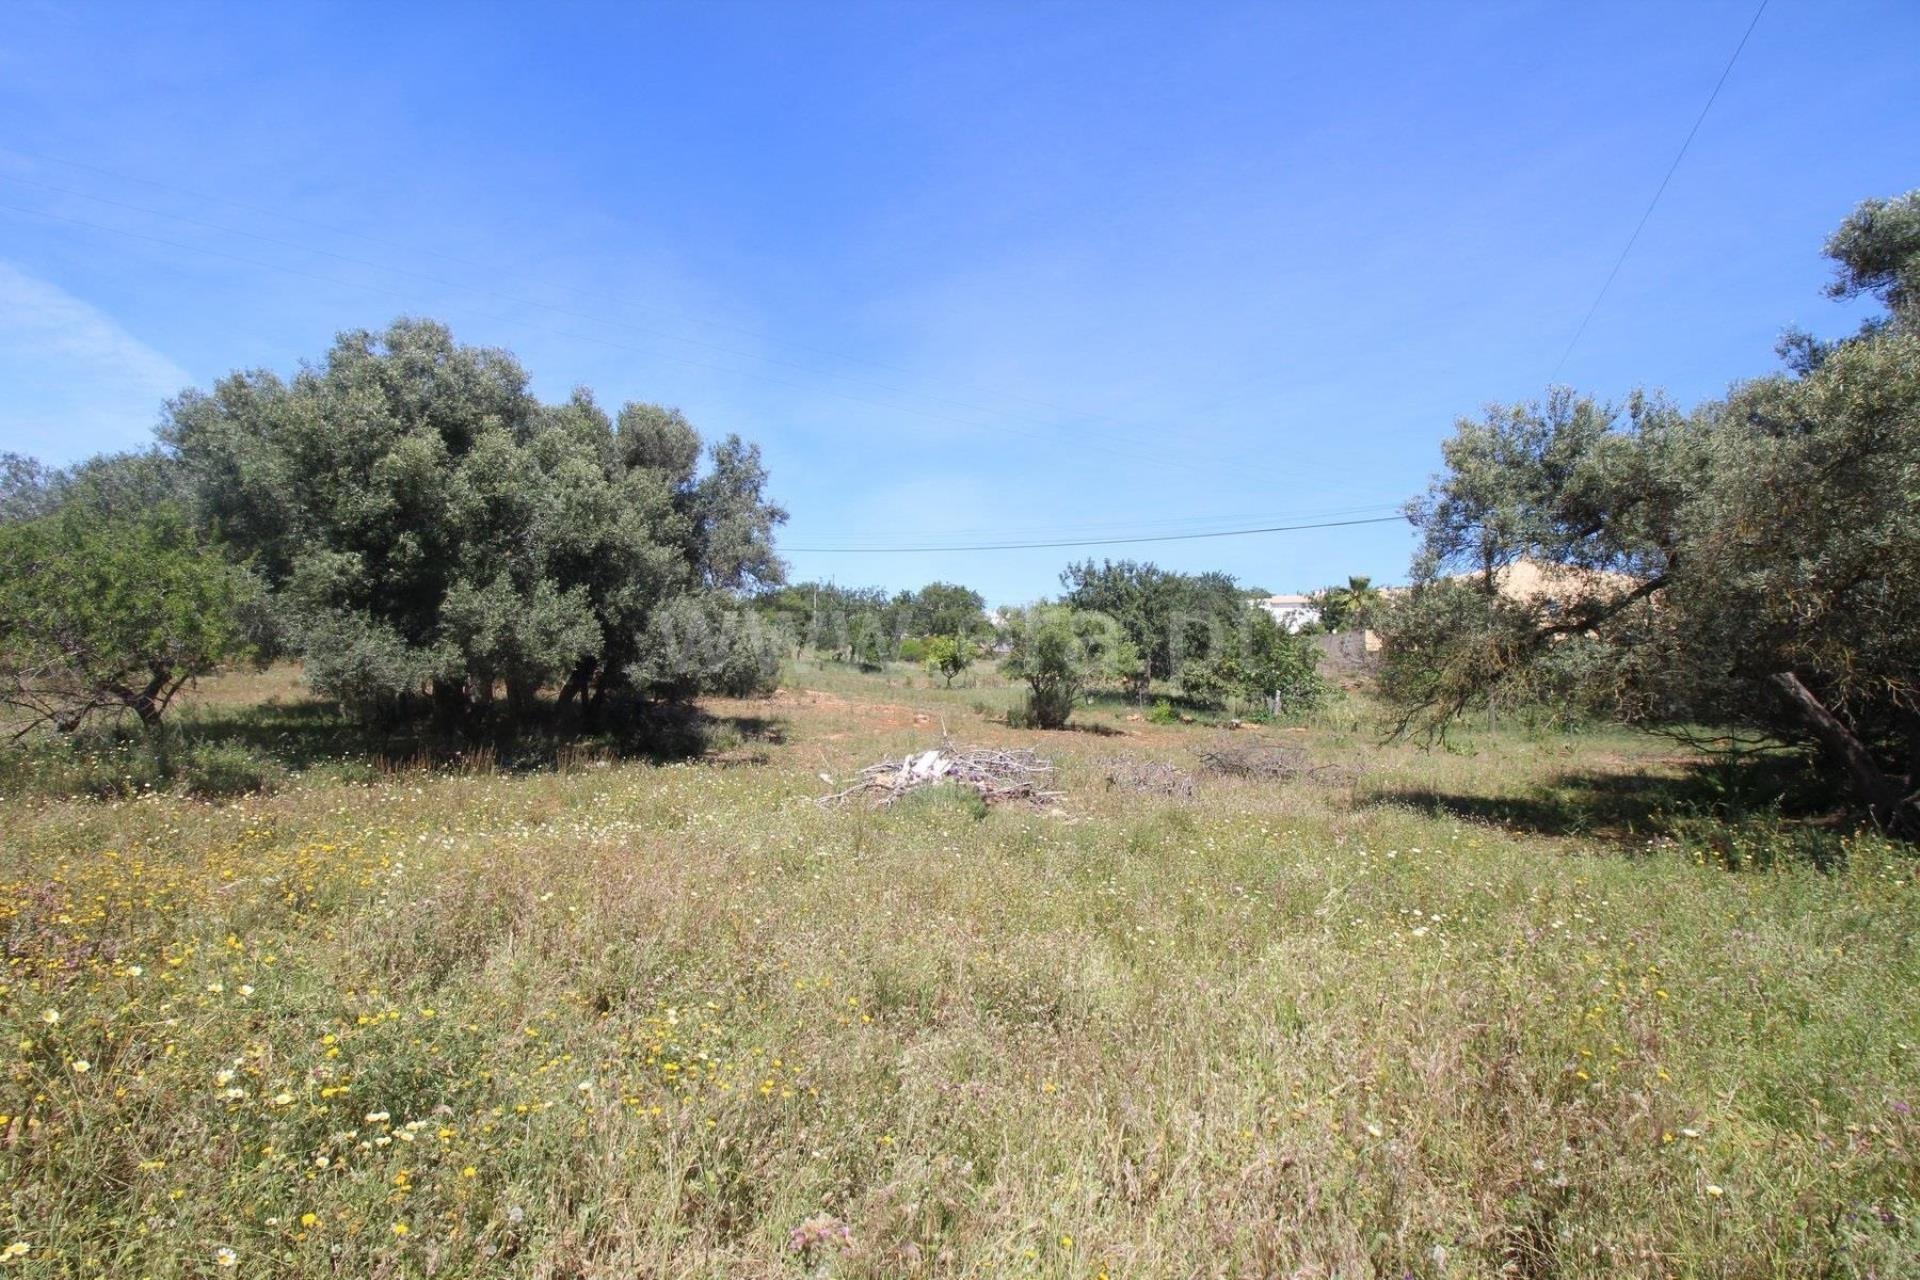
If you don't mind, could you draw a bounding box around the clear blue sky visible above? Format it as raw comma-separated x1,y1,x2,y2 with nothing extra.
2,1,1915,604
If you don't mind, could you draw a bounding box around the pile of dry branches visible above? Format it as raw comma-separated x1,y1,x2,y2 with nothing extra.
1103,757,1196,798
818,743,1062,808
1182,736,1351,786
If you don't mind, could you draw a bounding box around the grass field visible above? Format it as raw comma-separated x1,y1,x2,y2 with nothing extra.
2,663,1916,1277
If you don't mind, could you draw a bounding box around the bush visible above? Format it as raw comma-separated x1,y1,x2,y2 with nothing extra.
0,500,258,733
999,605,1135,730
181,742,284,799
923,634,975,687
298,611,439,720
629,597,782,700
1147,698,1180,725
0,728,284,801
1179,610,1328,715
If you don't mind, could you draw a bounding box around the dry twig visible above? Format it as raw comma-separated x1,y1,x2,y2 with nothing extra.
818,741,1061,808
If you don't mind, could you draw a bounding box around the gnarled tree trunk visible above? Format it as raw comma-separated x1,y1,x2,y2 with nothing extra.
103,662,176,728
1769,671,1916,836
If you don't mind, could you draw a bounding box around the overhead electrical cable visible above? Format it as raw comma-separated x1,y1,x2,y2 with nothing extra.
796,500,1408,544
783,513,1406,554
1548,0,1769,380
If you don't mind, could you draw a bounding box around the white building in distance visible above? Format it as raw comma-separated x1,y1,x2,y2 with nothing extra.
1254,593,1320,633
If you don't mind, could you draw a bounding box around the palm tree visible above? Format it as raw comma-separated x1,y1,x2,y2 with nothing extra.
1313,575,1385,632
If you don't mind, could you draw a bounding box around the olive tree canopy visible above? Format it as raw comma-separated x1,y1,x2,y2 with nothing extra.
1385,190,1920,833
162,318,786,719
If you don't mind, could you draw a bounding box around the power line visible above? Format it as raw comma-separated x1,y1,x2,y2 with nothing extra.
784,512,1407,554
796,499,1409,545
1549,0,1769,381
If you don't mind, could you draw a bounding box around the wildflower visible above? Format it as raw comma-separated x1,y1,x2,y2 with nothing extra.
1705,1184,1725,1198
125,965,142,977
365,1111,390,1124
238,984,255,997
390,1222,410,1237
71,1059,91,1074
461,1166,477,1178
300,1213,318,1228
1060,1234,1074,1249
788,1213,852,1254
2,1242,29,1260
272,1091,295,1106
39,1010,60,1026
213,1246,238,1267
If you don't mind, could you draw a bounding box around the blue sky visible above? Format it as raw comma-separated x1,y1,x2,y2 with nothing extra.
2,2,1915,604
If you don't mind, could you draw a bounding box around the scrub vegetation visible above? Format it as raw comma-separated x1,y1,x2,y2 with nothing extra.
3,190,1919,1277
2,663,1916,1277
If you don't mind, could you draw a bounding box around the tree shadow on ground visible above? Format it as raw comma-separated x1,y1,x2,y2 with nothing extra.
1364,751,1842,846
202,697,786,769
0,693,791,801
1056,720,1125,737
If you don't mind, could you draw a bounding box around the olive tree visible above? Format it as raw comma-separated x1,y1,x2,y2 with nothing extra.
999,605,1135,729
1384,190,1920,833
162,319,785,721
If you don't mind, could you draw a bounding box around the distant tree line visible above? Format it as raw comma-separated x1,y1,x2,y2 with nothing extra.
1379,189,1920,835
1057,559,1327,714
753,580,988,671
1,318,787,735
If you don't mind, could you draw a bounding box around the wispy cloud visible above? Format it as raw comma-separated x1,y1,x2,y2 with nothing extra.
0,261,191,462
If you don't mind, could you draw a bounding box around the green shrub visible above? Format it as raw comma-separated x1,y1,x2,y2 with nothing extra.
1180,610,1328,715
180,742,284,799
1667,815,1858,872
1147,698,1180,725
999,605,1135,730
893,782,989,823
